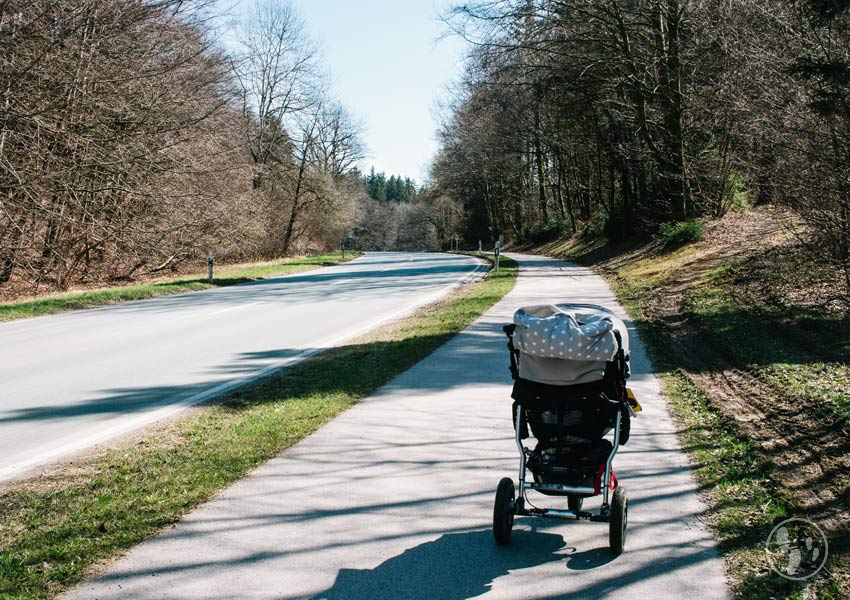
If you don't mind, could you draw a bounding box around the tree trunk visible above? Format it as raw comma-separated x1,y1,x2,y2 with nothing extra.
654,0,692,221
534,95,549,222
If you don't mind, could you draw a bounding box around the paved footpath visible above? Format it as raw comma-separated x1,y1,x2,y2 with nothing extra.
65,254,730,600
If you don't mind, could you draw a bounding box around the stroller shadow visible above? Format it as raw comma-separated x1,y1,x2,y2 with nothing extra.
312,529,566,600
563,546,617,570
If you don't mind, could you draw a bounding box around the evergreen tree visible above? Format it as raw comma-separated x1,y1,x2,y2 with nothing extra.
362,168,418,202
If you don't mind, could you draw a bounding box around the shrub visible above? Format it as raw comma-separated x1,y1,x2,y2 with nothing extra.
578,213,608,239
658,220,704,247
527,219,570,245
728,173,753,213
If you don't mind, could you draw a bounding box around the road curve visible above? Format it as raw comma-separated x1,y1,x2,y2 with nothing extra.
0,252,484,482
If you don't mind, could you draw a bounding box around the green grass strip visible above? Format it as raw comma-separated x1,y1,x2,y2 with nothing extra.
0,252,358,323
688,265,850,428
659,372,795,599
0,256,517,600
610,276,843,599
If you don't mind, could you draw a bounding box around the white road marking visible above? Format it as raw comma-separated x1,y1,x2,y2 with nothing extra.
207,301,264,316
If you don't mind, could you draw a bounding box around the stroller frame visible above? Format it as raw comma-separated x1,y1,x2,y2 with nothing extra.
511,401,622,522
493,318,631,555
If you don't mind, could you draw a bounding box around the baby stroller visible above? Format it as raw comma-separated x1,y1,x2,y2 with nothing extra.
493,304,640,555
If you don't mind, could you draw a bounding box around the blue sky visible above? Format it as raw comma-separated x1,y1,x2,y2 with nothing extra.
221,1,467,183
293,0,466,183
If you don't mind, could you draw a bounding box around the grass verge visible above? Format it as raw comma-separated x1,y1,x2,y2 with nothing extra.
607,254,846,599
687,264,850,428
0,252,359,324
0,255,517,600
524,208,850,597
615,273,793,596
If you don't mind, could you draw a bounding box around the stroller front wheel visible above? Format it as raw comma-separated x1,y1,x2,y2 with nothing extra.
493,477,516,545
608,487,628,555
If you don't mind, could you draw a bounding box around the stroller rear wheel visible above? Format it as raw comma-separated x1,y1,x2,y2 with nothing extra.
608,487,628,555
493,477,515,545
567,495,584,512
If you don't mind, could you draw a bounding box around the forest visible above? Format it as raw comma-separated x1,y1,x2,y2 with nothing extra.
430,0,850,293
3,0,849,298
363,168,420,203
0,0,381,297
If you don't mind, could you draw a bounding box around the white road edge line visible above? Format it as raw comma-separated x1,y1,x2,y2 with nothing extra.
0,256,489,483
0,253,377,335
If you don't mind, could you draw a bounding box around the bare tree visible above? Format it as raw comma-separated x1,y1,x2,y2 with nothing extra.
310,101,367,179
232,0,319,190
435,0,811,243
0,0,251,292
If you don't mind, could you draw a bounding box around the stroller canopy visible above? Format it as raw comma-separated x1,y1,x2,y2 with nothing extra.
512,304,629,385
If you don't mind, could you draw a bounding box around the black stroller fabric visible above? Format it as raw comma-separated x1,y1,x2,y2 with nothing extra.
511,362,631,449
528,438,614,493
511,375,629,494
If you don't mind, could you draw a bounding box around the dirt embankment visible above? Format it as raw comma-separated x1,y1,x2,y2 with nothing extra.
536,206,850,593
643,213,848,535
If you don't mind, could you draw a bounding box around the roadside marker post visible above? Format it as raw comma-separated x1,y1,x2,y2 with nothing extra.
341,231,355,260
495,241,500,272
207,251,214,284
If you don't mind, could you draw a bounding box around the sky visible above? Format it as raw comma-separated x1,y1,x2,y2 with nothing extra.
221,0,468,184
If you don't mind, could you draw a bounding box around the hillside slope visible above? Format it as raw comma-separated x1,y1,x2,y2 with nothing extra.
529,206,849,599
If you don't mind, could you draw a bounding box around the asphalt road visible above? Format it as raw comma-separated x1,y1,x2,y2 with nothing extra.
0,252,484,482
64,253,730,600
